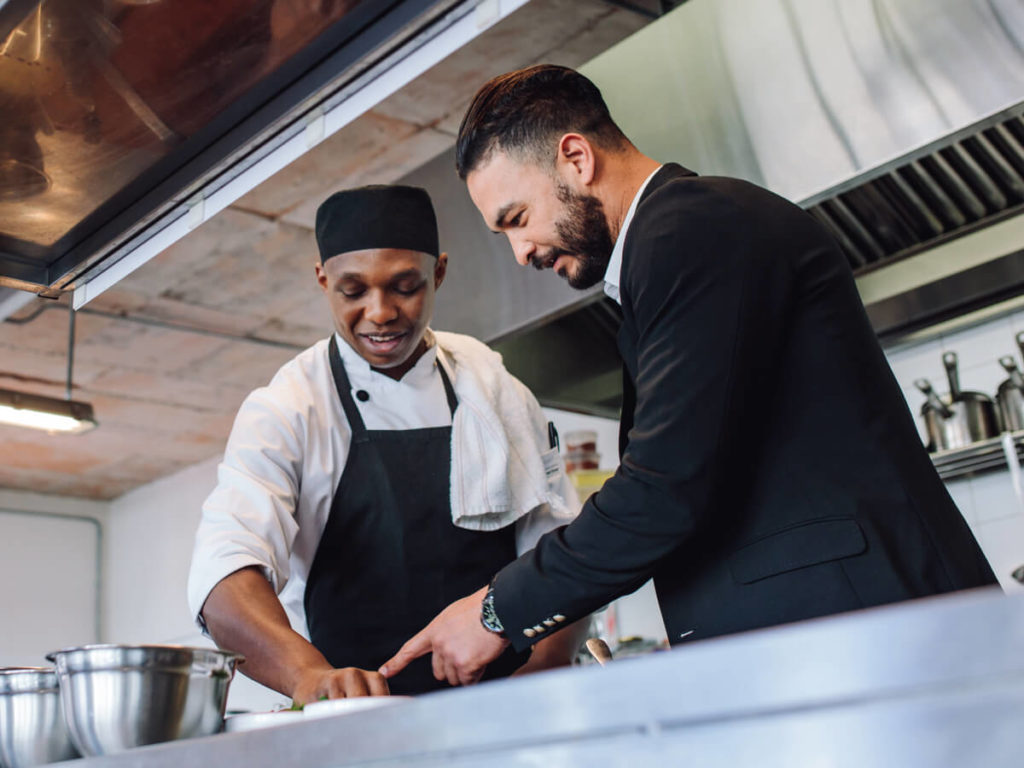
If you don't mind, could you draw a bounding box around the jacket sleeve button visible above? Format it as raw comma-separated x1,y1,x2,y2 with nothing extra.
553,614,566,623
523,628,536,638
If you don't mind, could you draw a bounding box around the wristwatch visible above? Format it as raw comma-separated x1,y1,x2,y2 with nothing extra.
480,580,506,638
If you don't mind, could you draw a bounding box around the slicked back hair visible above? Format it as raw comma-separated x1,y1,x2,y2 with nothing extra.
455,65,628,180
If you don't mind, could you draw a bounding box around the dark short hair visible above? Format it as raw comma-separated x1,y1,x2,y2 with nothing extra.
455,65,627,179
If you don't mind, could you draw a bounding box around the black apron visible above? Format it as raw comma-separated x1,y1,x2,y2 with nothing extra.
304,337,529,695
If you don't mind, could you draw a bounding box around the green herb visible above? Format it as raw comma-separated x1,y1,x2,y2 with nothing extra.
288,694,326,711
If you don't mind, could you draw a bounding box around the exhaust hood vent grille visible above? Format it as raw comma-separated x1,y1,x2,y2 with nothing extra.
806,109,1024,274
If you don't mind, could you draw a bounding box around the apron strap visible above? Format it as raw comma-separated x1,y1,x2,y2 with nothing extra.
436,356,458,417
328,335,367,436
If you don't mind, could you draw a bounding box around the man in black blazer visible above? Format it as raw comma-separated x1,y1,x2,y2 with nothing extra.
381,65,997,687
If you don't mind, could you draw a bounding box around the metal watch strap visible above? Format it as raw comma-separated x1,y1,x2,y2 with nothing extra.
480,581,506,638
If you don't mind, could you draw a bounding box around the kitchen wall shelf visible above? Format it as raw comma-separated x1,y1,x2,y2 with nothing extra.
930,430,1024,480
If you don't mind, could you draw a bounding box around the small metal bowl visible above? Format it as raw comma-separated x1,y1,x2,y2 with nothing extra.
47,645,243,757
0,667,79,767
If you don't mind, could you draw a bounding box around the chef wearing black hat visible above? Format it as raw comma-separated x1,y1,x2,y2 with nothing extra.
187,185,585,700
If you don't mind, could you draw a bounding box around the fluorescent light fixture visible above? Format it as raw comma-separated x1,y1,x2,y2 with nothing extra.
0,388,97,434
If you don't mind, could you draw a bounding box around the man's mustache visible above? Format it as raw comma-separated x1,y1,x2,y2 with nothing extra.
530,249,570,270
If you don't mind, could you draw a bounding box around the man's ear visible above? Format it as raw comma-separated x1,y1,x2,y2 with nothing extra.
556,133,597,188
434,252,449,289
315,261,329,293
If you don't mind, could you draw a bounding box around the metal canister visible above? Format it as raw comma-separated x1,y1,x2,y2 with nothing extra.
995,334,1024,433
914,351,1002,451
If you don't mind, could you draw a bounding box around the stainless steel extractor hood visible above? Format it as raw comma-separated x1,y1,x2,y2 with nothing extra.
803,112,1024,272
0,0,531,303
402,0,1024,417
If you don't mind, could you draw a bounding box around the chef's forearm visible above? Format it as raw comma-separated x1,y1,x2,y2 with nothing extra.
202,566,332,697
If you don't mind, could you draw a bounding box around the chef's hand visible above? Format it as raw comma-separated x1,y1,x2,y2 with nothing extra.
291,666,389,703
379,585,509,687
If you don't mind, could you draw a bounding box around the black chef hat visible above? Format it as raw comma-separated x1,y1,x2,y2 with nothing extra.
315,185,439,262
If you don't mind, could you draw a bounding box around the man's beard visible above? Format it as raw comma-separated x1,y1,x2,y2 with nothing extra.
532,184,614,290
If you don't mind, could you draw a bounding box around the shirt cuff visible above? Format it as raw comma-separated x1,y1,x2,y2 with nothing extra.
187,554,277,633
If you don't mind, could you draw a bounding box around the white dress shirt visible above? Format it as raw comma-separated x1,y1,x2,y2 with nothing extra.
603,166,663,305
188,330,577,637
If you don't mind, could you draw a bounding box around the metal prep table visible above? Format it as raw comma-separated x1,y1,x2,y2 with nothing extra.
56,587,1024,767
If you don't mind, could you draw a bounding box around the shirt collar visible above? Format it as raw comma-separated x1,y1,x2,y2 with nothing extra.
603,165,663,305
332,328,439,389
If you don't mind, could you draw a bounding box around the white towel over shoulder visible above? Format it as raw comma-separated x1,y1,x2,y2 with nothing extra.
436,331,572,531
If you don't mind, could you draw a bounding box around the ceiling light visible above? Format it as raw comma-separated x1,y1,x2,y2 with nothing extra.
0,302,97,435
0,388,96,434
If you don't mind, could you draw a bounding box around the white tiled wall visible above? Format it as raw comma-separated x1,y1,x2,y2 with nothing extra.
885,307,1024,594
0,491,105,667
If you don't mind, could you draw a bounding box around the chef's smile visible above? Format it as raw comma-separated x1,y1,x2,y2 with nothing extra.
358,329,409,357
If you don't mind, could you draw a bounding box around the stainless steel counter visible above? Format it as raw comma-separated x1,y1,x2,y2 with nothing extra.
56,587,1024,767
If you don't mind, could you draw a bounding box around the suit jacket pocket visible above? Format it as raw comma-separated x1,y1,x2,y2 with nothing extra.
729,517,867,585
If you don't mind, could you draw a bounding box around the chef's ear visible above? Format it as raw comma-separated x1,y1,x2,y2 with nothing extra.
434,252,448,290
315,261,329,293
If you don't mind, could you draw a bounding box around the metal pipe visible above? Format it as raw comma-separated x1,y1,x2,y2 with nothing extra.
4,302,307,352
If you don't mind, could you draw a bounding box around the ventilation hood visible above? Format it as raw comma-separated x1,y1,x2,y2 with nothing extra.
0,0,529,302
405,0,1024,417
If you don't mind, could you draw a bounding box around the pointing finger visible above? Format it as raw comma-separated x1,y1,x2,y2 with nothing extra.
379,630,431,678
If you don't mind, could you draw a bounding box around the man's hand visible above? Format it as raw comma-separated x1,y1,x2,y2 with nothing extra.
291,666,389,704
379,586,509,687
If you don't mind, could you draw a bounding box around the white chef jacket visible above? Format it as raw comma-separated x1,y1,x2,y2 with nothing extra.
188,329,578,637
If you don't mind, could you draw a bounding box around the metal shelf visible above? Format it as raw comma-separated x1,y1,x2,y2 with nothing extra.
930,430,1024,480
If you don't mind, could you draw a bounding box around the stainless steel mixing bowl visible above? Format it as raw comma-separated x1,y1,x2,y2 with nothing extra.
47,645,242,757
0,667,79,767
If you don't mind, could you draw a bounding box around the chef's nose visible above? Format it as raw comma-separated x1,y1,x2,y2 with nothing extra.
508,234,535,267
364,291,398,324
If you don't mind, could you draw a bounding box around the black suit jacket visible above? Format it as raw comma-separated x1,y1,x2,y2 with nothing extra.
494,164,997,650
